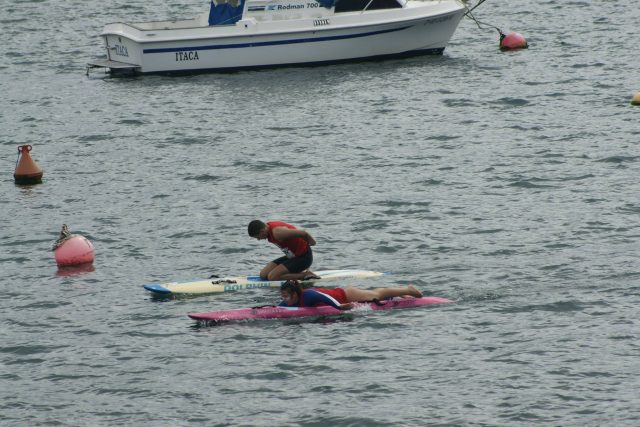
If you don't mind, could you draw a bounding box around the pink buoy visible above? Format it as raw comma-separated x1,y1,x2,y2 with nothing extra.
500,31,528,50
53,225,95,267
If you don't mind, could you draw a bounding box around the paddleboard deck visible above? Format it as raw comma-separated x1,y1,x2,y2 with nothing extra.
188,296,451,323
143,269,385,295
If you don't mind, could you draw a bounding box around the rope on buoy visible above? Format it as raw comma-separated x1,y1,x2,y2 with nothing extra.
465,0,489,15
52,224,72,250
464,0,502,33
463,0,528,50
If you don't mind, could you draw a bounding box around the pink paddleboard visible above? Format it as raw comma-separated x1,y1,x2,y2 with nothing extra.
188,296,452,322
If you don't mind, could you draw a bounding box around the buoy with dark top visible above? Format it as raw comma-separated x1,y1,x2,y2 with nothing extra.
14,145,43,185
631,92,640,106
53,224,95,267
499,30,528,50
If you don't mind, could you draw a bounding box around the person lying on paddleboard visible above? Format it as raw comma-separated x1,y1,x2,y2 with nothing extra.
248,220,320,281
279,280,423,311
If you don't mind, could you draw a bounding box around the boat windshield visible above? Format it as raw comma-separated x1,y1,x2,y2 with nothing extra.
335,0,402,12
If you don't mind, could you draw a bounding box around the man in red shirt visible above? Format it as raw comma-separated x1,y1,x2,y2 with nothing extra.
248,219,319,281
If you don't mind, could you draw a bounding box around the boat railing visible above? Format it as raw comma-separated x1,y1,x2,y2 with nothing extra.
361,0,374,12
125,18,206,31
214,14,245,26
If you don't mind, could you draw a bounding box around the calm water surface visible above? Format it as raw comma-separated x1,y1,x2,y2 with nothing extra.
1,0,639,425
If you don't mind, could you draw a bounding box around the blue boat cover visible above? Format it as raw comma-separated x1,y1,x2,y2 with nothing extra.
316,0,336,7
209,0,246,25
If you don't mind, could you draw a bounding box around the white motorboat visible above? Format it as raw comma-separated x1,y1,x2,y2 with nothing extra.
87,0,466,75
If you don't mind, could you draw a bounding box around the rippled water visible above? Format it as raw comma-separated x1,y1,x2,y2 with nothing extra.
2,0,640,425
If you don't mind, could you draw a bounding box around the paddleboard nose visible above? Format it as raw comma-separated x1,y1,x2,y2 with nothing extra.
143,283,172,294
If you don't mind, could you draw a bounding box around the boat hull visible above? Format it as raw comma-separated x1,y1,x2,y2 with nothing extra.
94,2,465,74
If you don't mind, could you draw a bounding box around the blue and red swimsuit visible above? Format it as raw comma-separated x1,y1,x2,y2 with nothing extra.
279,288,347,309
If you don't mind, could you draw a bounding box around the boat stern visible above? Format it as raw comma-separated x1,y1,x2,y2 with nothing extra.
87,23,144,75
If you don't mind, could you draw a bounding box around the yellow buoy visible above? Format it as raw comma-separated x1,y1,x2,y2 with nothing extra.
631,92,640,106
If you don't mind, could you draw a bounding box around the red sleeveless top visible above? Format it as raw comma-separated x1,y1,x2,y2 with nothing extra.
266,221,309,258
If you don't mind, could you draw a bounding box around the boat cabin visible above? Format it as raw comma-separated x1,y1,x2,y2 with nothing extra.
209,0,407,25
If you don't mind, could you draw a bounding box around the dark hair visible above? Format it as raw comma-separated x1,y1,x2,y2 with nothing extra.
280,280,302,301
248,220,266,237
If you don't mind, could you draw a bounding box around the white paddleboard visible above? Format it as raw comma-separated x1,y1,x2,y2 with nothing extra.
143,269,386,295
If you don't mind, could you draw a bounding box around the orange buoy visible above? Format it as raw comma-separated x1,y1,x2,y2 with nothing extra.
14,144,43,185
631,92,640,106
499,31,528,51
53,225,95,267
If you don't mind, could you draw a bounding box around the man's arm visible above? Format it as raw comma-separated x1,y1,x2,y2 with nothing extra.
272,226,316,246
